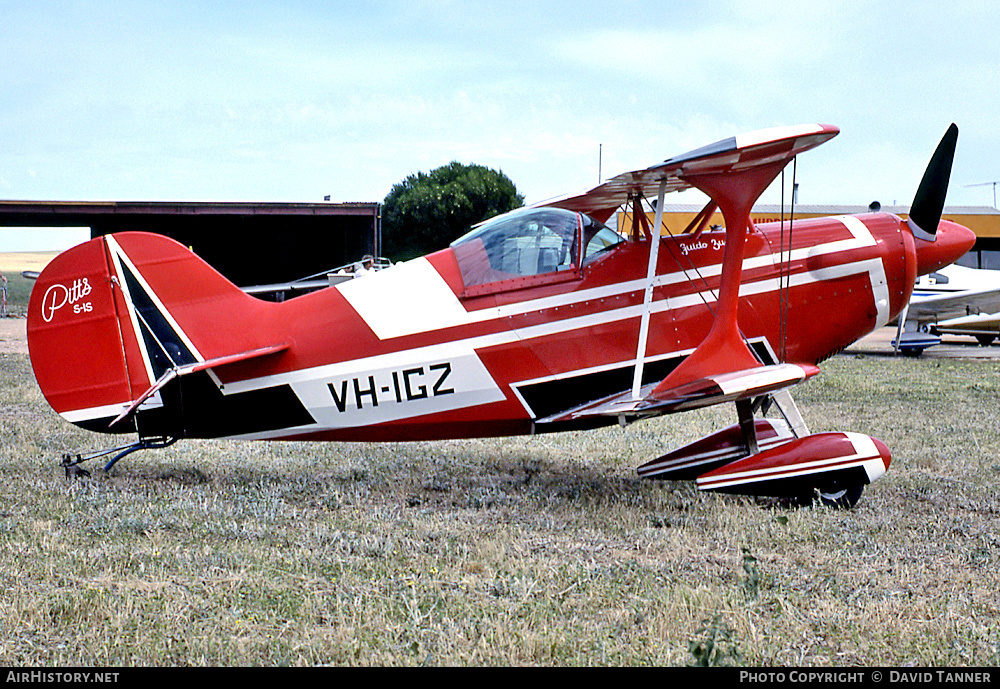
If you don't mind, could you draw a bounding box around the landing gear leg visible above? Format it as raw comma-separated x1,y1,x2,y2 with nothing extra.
735,398,758,455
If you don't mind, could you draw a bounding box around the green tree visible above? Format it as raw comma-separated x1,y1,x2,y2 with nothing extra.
381,162,524,261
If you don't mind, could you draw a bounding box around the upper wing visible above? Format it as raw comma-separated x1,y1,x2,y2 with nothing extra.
542,124,839,219
535,124,838,424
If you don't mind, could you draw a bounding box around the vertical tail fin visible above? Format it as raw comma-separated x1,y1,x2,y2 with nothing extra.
29,236,135,431
28,232,264,433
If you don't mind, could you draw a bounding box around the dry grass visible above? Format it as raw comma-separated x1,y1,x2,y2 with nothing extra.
0,251,58,272
1,349,998,666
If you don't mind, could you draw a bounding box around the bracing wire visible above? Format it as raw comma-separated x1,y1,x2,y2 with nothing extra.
631,190,768,361
778,158,798,363
657,197,719,318
659,196,759,355
779,169,786,361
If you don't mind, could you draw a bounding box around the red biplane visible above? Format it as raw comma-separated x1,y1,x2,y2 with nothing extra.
28,123,974,507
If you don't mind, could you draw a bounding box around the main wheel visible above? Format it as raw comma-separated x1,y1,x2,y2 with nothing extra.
818,482,864,509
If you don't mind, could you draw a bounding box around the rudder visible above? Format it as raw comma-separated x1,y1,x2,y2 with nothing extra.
28,232,259,434
28,236,136,431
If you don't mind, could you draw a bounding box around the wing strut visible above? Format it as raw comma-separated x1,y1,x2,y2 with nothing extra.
631,178,668,400
538,123,839,419
778,159,798,363
736,398,759,455
651,159,789,393
893,301,911,356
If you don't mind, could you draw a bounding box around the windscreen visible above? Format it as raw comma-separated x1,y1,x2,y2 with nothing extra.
451,208,621,289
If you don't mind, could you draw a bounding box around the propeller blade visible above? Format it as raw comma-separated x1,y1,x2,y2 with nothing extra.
908,123,958,241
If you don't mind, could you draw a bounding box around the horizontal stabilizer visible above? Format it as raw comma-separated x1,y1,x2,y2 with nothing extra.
695,431,890,498
109,343,289,427
637,418,795,480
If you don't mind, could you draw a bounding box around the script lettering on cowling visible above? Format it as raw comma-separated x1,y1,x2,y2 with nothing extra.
678,238,725,256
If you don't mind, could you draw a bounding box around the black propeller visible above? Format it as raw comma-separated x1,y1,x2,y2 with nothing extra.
908,123,958,241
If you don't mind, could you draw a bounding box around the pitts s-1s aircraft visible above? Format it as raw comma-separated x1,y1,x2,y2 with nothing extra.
28,123,974,507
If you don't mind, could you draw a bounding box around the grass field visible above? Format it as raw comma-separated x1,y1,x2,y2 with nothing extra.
1,344,998,667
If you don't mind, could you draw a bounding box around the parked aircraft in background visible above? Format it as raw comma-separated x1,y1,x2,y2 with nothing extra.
892,263,1000,355
27,123,973,508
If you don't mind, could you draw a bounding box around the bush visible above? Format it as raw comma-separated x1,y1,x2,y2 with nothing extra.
381,162,523,261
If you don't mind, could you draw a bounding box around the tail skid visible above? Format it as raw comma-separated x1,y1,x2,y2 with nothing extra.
60,436,177,477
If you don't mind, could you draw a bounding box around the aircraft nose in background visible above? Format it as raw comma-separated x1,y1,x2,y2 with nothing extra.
914,220,977,275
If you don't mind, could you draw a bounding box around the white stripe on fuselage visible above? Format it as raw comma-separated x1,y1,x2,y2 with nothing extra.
339,215,885,340
215,217,889,439
60,217,891,431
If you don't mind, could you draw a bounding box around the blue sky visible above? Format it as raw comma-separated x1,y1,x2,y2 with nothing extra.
3,0,1000,250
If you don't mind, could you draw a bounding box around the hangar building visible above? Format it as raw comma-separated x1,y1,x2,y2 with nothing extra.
0,200,380,289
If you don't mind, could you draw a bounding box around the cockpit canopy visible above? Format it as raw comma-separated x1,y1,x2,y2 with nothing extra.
450,207,624,294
